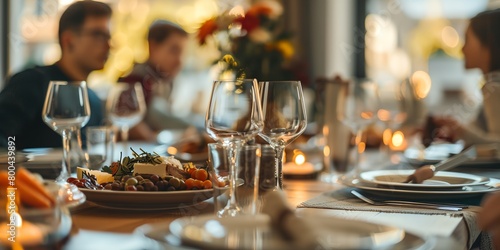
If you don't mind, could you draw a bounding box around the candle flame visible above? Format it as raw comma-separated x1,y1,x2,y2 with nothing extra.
294,154,306,165
292,150,306,165
391,131,404,147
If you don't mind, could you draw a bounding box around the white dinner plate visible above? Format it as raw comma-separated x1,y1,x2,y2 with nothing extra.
359,170,490,190
404,143,500,166
344,177,500,200
135,214,432,250
80,188,213,210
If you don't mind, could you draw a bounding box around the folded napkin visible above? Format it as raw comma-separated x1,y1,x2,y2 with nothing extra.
298,188,489,249
261,191,322,249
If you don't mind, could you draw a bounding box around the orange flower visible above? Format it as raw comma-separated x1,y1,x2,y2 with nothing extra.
234,2,274,33
197,18,218,45
235,14,260,33
247,3,273,17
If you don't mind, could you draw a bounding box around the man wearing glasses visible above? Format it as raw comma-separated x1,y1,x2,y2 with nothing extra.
0,1,111,149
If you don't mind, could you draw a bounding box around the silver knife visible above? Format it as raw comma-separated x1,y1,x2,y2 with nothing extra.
433,145,477,171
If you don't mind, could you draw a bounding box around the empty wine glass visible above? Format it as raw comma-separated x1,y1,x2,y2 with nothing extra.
258,81,307,190
106,82,146,153
42,81,90,182
337,79,378,175
205,79,264,217
377,80,408,157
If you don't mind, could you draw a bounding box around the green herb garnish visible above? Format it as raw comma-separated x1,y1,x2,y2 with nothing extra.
101,148,163,180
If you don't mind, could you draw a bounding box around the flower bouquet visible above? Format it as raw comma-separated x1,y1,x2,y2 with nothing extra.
197,1,295,80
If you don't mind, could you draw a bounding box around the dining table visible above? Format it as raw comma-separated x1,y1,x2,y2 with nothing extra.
8,142,498,250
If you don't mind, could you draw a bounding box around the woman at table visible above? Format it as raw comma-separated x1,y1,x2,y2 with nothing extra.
433,9,500,145
452,9,500,249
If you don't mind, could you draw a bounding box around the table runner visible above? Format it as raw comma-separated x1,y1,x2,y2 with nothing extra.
297,188,491,249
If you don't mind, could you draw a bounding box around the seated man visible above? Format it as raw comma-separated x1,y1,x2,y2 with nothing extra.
0,1,111,149
119,20,188,141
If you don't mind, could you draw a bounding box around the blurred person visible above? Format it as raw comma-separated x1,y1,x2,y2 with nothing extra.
119,20,189,142
431,9,500,249
431,9,500,145
0,1,111,149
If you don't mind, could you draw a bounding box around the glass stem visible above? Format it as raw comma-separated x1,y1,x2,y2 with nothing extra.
354,129,363,176
274,146,285,190
227,142,239,209
57,129,73,182
121,125,129,153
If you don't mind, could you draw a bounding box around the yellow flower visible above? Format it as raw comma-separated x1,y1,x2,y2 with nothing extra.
275,40,294,59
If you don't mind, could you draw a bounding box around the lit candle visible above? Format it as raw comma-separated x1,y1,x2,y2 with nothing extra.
0,217,45,247
389,130,408,151
283,150,315,175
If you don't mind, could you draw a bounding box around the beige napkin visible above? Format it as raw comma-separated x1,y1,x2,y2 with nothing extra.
261,191,322,249
298,188,487,249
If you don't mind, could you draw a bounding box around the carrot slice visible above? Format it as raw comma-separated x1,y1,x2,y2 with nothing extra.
16,167,55,206
16,183,52,208
0,171,10,188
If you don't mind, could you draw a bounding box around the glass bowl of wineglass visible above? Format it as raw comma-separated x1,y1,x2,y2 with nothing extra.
258,81,307,190
42,81,90,182
205,79,264,217
337,79,378,175
106,82,146,154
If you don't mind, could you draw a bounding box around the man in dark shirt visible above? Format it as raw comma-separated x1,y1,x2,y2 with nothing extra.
0,1,112,149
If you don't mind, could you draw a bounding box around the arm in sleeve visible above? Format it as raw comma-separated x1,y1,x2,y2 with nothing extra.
0,70,47,146
457,83,500,145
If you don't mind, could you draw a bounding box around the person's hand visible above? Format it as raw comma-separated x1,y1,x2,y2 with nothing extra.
432,116,460,127
431,116,461,142
478,192,500,248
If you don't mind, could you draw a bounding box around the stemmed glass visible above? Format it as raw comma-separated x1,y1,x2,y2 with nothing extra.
106,82,146,153
376,80,408,157
205,79,264,217
258,81,307,190
42,81,90,182
337,79,378,175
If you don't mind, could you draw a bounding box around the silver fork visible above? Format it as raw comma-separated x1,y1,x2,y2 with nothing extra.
350,190,463,211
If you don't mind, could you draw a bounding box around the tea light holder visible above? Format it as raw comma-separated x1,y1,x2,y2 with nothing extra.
283,150,315,175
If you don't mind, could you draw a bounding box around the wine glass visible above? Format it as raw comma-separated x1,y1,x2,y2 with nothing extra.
205,79,264,217
42,81,90,182
376,80,408,157
258,81,307,190
106,82,146,153
337,79,378,175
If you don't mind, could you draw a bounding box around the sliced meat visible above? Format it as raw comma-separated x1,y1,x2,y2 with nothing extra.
166,164,190,179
